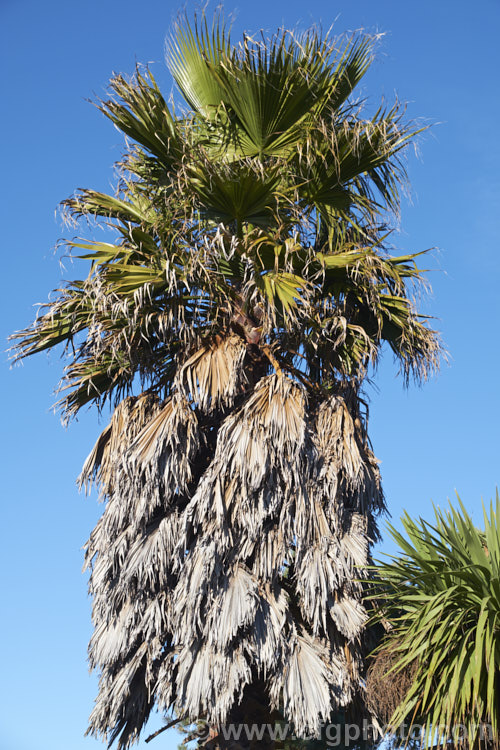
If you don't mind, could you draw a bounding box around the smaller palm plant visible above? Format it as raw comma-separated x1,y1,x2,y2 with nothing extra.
368,494,500,748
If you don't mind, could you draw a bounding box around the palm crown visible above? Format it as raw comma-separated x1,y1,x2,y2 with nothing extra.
12,15,441,749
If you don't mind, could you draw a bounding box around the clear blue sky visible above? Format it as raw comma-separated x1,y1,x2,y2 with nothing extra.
1,1,499,749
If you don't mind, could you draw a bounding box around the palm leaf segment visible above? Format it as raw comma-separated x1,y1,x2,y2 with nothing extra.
11,15,441,748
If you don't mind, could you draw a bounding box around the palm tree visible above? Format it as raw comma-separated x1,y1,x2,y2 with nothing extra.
367,495,500,749
11,14,440,750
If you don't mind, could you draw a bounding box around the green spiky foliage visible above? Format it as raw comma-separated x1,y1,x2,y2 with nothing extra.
12,14,440,750
369,495,500,749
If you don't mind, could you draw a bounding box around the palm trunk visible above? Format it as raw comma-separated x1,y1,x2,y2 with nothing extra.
204,681,278,750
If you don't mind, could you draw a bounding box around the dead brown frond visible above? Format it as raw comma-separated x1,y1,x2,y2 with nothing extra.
78,393,160,496
177,334,247,412
365,648,418,726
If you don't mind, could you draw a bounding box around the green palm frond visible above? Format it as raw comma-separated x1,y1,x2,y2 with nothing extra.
167,12,232,116
208,29,335,157
168,17,377,160
98,69,182,169
184,156,282,227
64,189,157,225
297,104,420,223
